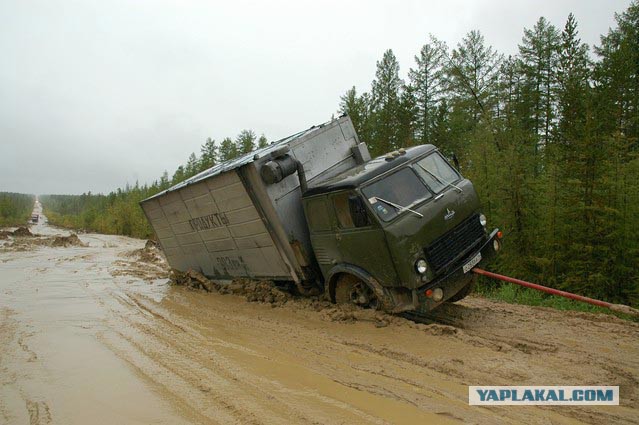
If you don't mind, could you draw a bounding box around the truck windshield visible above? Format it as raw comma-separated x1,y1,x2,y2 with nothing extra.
362,168,432,222
413,152,461,193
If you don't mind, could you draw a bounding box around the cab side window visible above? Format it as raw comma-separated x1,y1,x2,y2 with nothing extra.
332,192,370,229
333,193,355,228
305,197,331,232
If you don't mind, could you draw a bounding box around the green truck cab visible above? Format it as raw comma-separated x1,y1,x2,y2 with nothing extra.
302,144,501,313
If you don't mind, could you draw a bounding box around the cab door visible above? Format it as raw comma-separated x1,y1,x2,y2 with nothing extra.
330,191,398,286
304,195,341,280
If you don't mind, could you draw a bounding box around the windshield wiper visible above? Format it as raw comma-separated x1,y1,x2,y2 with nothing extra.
417,164,463,193
372,197,423,218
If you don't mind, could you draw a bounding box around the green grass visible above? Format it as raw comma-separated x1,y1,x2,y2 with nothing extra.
475,279,638,322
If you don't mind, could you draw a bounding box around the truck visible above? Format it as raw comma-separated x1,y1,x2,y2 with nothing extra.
140,116,501,313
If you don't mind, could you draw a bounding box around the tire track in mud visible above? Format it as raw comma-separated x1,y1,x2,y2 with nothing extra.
110,292,519,424
0,309,54,425
104,290,392,425
120,288,464,422
131,288,639,425
25,400,52,425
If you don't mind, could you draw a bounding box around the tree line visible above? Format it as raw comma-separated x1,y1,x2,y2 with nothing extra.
40,2,638,305
339,4,638,305
0,192,34,227
42,129,269,239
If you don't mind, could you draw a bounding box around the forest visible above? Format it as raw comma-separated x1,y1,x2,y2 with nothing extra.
41,3,638,306
0,192,34,227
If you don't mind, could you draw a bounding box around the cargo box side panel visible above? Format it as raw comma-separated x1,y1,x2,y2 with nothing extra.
141,197,186,267
144,170,291,280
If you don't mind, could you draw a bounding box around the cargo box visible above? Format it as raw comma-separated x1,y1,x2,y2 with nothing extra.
140,116,369,285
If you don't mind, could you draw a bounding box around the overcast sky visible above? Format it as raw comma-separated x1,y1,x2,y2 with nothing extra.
0,0,632,195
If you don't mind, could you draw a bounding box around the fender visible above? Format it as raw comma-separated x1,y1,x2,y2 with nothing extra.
326,263,394,310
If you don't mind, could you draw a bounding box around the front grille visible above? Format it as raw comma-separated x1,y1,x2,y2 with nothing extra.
425,213,485,274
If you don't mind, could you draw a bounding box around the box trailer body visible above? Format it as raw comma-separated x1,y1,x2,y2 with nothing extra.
140,116,370,289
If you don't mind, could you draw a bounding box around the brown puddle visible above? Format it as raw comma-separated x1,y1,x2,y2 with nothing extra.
1,217,638,424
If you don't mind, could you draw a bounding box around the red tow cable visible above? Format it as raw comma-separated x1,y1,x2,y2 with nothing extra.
472,268,639,317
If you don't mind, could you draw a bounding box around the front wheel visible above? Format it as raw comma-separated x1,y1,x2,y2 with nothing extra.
334,274,379,309
446,276,476,303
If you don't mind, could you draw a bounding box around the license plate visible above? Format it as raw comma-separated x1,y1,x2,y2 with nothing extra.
462,252,482,274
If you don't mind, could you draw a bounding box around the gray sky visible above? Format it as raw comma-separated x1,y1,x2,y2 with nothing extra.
0,0,632,195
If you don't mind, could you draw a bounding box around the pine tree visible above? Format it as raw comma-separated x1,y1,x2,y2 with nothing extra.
448,30,502,122
547,13,613,298
593,2,639,304
518,17,560,149
236,129,256,154
257,134,268,149
339,86,371,144
159,171,170,190
185,152,199,177
172,166,185,184
398,84,417,147
200,137,218,170
594,2,639,141
408,36,448,144
369,49,404,155
219,137,238,162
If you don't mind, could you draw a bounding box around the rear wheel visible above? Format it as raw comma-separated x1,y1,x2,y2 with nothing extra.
447,276,476,303
334,274,378,309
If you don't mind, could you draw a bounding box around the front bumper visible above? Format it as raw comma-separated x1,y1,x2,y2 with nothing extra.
413,228,500,313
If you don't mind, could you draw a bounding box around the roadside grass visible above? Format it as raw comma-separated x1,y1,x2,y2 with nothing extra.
475,279,638,322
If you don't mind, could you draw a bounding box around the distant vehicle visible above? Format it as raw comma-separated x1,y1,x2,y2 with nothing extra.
141,116,501,313
31,214,39,224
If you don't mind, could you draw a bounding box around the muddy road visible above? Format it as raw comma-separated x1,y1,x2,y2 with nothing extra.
0,218,637,424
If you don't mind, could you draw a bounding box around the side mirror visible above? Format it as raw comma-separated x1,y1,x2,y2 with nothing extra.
348,196,370,227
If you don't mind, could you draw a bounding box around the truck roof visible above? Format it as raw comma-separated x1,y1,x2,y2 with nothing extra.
303,144,436,197
141,117,345,204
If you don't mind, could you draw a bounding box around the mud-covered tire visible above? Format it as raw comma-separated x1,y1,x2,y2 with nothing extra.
447,276,476,303
334,274,378,309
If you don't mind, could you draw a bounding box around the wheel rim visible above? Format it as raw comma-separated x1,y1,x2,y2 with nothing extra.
335,276,378,309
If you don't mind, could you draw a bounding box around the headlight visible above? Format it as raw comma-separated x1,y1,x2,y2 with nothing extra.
479,214,487,227
415,259,428,274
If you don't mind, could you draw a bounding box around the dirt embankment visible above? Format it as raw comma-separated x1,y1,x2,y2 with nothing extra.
0,227,86,252
1,221,637,424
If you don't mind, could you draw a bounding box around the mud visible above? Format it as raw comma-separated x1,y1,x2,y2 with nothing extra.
0,232,86,252
11,226,33,237
50,233,86,247
1,216,638,424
